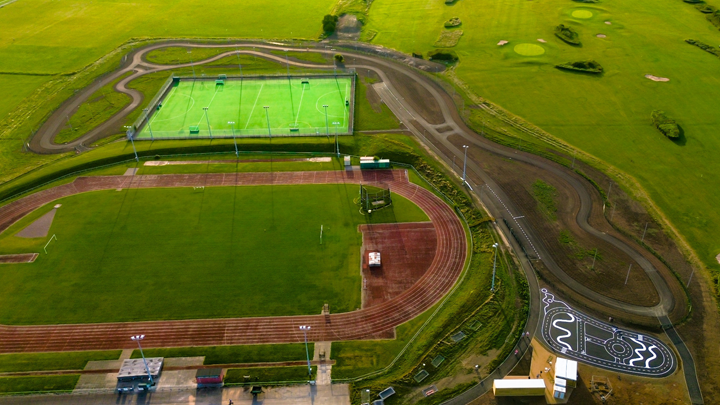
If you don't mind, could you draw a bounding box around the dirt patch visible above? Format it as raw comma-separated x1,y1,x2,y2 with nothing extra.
16,208,58,238
359,222,437,308
0,253,39,264
360,75,384,113
645,74,670,82
123,168,137,176
330,14,362,41
383,68,445,125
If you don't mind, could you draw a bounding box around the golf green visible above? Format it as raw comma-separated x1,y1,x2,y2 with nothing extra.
0,184,428,325
514,43,546,56
137,77,353,139
572,10,593,19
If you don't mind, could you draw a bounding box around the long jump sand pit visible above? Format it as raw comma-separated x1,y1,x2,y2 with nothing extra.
0,253,39,264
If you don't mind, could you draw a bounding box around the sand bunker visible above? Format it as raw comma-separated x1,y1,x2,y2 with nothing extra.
537,38,547,43
605,21,612,25
498,40,509,46
716,253,720,264
572,10,593,19
597,34,607,38
514,43,545,56
645,74,670,82
16,208,58,238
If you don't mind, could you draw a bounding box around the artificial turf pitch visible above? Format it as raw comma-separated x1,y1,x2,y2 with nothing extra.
137,77,353,139
0,183,428,325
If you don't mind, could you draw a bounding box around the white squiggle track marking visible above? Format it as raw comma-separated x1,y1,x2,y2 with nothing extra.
552,313,575,351
629,338,647,366
645,346,658,369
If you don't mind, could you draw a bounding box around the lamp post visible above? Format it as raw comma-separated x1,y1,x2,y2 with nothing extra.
462,145,469,184
264,106,271,138
491,243,498,292
203,107,212,138
228,121,238,157
143,108,154,141
323,105,329,136
187,50,196,78
332,121,340,157
124,126,138,162
130,335,154,385
299,326,312,379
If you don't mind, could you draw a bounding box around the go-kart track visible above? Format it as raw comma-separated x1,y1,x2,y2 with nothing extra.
0,169,466,352
540,289,676,377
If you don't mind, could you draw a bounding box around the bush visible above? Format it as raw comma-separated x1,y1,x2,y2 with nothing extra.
554,24,581,45
686,39,720,57
651,110,680,139
411,52,424,59
708,10,720,29
444,17,462,28
427,49,459,62
334,53,344,63
695,3,716,11
555,60,604,74
322,14,339,32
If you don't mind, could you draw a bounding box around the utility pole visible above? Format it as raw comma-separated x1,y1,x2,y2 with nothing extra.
591,248,598,270
143,108,154,141
130,335,154,385
203,107,212,138
624,264,633,285
188,50,196,78
264,106,271,137
323,105,329,135
491,243,499,292
299,326,313,379
229,121,238,157
462,145,469,184
124,126,138,162
641,223,649,242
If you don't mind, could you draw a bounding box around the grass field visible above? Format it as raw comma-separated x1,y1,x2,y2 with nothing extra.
0,350,121,373
138,76,353,139
0,183,428,324
365,0,720,273
130,343,312,365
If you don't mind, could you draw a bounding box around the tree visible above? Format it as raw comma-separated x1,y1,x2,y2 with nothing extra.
322,14,339,33
334,53,344,63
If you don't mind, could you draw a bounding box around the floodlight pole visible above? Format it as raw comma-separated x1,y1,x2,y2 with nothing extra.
131,335,154,385
491,243,498,292
203,107,212,138
124,126,139,162
334,122,339,157
229,121,238,157
299,326,312,378
264,106,271,138
323,105,329,135
143,108,154,141
285,51,291,77
462,145,469,184
236,51,243,77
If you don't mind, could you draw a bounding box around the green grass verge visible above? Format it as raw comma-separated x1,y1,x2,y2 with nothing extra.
0,350,121,373
54,72,133,144
131,344,312,365
0,375,79,395
146,47,231,65
0,183,427,324
225,366,316,384
354,78,400,131
365,0,720,278
270,50,329,64
531,179,558,221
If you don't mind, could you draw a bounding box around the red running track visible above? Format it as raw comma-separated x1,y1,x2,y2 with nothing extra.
0,170,467,353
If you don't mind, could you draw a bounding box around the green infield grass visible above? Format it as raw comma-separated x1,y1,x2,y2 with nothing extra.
0,375,79,395
365,0,720,273
0,350,121,373
0,183,428,325
131,343,312,365
137,76,353,139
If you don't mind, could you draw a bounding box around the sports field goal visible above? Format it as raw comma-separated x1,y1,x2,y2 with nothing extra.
357,184,393,214
132,72,356,140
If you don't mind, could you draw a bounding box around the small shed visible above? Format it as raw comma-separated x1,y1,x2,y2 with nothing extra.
368,252,381,267
196,368,224,386
117,358,164,382
492,379,546,396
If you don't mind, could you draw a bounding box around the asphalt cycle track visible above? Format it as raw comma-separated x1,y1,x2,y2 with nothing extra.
0,169,467,351
23,41,701,403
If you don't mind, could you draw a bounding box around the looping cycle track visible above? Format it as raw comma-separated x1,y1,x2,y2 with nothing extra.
0,169,467,353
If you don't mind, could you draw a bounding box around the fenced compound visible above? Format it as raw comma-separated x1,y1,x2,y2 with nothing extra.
357,184,393,213
133,73,355,140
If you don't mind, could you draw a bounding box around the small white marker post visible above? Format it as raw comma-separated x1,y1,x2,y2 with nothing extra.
43,234,57,254
320,225,323,245
624,264,633,285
